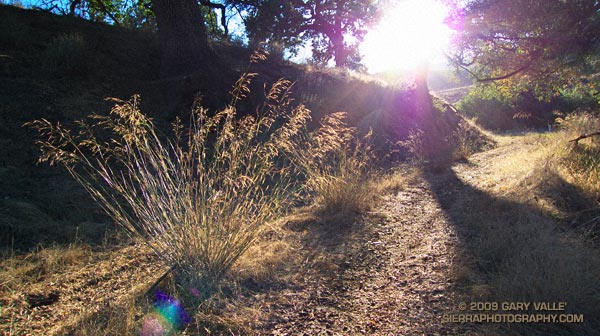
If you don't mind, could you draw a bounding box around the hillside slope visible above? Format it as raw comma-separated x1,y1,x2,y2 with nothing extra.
0,4,485,252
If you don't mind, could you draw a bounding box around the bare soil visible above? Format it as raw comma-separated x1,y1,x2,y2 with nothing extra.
242,172,470,336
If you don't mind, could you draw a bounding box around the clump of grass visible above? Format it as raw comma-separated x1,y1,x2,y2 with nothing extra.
556,111,600,201
452,121,477,161
0,244,91,290
42,32,89,76
27,62,312,297
400,129,426,165
516,111,600,219
373,167,412,196
295,112,375,218
70,299,140,336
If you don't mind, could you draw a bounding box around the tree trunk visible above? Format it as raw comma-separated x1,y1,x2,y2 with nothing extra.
415,61,432,111
332,31,346,67
331,8,346,67
152,0,211,78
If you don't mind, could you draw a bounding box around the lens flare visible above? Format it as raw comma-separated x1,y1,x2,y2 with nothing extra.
139,290,190,336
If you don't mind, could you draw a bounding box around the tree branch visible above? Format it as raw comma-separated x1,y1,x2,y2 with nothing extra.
569,131,600,144
199,0,228,36
91,0,120,25
231,4,247,26
69,0,81,16
458,57,533,83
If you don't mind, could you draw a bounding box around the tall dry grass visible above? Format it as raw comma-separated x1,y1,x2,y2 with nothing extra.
293,112,375,218
26,51,379,302
27,59,313,295
556,111,600,202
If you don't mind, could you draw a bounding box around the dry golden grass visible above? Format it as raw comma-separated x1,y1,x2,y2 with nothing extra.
0,242,164,335
27,57,317,298
372,167,410,196
451,191,600,335
0,244,91,291
442,113,600,335
483,112,600,220
293,112,377,219
70,299,140,336
20,55,395,334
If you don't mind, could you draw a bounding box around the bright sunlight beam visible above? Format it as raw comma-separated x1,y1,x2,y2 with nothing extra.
361,0,452,74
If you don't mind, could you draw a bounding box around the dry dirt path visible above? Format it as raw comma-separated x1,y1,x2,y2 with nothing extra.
260,133,550,335
259,172,471,335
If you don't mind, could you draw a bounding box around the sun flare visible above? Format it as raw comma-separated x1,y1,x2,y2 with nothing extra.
361,0,452,74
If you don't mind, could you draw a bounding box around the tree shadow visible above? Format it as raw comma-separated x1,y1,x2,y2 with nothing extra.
535,170,599,226
284,210,389,290
422,164,600,335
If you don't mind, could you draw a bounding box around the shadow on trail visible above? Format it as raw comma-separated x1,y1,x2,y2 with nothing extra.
422,164,600,336
271,211,390,334
286,210,389,292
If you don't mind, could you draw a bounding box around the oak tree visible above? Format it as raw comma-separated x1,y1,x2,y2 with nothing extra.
446,0,600,95
234,0,381,68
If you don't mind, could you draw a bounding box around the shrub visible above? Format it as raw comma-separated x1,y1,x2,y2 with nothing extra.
458,86,522,130
457,85,588,131
400,128,426,165
452,121,475,160
28,72,312,296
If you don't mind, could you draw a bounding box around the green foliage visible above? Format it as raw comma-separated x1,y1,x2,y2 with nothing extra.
458,86,521,130
447,0,600,92
235,0,381,67
458,84,597,131
37,0,155,29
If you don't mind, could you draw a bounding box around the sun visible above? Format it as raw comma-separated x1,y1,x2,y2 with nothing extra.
361,0,452,74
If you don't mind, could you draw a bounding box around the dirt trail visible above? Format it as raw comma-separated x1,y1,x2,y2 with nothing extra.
260,174,469,335
451,133,548,195
262,133,548,335
348,178,469,335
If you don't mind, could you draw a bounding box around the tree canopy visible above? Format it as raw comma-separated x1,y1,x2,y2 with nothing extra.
446,0,600,97
36,0,382,69
35,0,154,28
233,0,381,68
